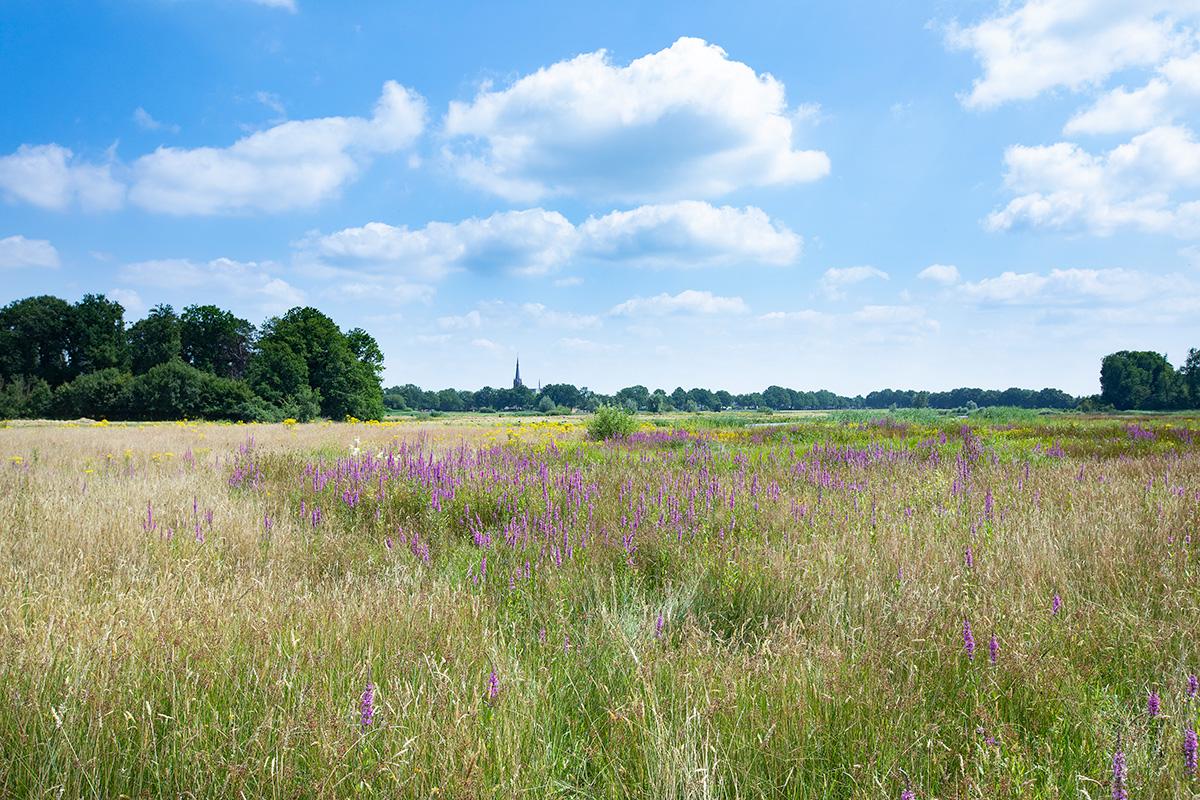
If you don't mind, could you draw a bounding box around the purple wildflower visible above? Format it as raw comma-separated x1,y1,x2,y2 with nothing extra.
1187,674,1198,700
655,611,664,639
988,634,999,665
385,536,393,550
538,627,546,644
487,669,499,701
963,619,976,660
900,788,915,800
360,681,375,729
1148,689,1161,718
965,545,974,570
1186,726,1198,776
1052,593,1062,615
1112,746,1127,800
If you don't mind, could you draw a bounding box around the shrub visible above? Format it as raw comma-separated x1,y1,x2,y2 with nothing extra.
52,368,132,419
587,404,637,440
121,359,266,421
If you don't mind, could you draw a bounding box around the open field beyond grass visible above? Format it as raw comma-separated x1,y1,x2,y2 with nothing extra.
1,414,1198,798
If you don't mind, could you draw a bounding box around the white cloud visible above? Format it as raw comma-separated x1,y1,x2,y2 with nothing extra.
443,36,830,202
310,209,576,278
957,267,1177,305
820,265,889,299
133,107,178,133
308,201,800,278
119,257,305,314
244,0,297,11
1065,54,1200,134
471,338,503,352
520,303,600,329
0,235,60,269
437,310,483,330
946,1,1200,109
609,289,748,317
578,201,801,267
0,144,124,211
988,125,1200,235
917,263,961,284
105,288,145,317
129,81,425,214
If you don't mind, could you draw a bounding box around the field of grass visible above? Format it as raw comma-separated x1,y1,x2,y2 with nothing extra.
1,413,1198,798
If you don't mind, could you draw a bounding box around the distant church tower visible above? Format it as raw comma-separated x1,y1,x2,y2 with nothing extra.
513,357,524,389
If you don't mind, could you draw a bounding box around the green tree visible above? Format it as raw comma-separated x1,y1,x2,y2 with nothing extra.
1181,348,1200,408
245,340,321,421
180,305,254,378
128,305,181,375
71,294,128,375
0,295,76,386
1100,351,1183,410
254,307,384,420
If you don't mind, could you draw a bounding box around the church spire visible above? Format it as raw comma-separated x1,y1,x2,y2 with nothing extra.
513,356,523,389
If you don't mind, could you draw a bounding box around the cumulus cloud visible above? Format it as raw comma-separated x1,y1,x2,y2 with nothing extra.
1065,53,1200,134
310,209,576,279
307,201,800,278
129,81,425,214
987,125,1200,236
0,235,60,269
918,263,961,284
946,1,1200,109
609,289,748,317
558,337,617,354
578,202,800,267
0,144,124,211
442,36,829,202
819,266,889,299
119,257,305,314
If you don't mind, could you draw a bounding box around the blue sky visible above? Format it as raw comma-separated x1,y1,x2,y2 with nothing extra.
1,0,1197,395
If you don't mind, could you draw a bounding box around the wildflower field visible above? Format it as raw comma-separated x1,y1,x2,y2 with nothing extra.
1,413,1198,798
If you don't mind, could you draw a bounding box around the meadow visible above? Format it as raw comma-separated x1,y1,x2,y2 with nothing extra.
0,412,1198,799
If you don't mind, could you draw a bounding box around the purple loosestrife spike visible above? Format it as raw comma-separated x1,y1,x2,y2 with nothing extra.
989,634,999,665
655,612,664,639
963,619,976,660
900,789,915,800
487,670,499,701
360,681,375,729
1112,745,1127,800
385,536,393,551
1148,689,1161,718
965,545,974,570
1052,593,1062,615
538,627,547,644
1188,674,1198,700
1185,726,1198,776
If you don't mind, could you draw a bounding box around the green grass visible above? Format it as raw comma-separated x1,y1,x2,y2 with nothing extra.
0,415,1197,797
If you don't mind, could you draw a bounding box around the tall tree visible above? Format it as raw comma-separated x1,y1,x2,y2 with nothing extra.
180,305,254,378
128,305,181,374
0,295,76,386
1099,351,1183,410
70,294,128,376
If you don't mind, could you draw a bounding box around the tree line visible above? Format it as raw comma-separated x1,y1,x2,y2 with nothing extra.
385,382,1081,414
0,294,385,421
387,349,1200,415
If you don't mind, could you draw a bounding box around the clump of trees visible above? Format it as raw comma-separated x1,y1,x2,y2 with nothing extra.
1096,349,1200,410
0,295,385,421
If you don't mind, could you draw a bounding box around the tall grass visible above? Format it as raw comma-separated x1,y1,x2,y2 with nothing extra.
0,417,1197,797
